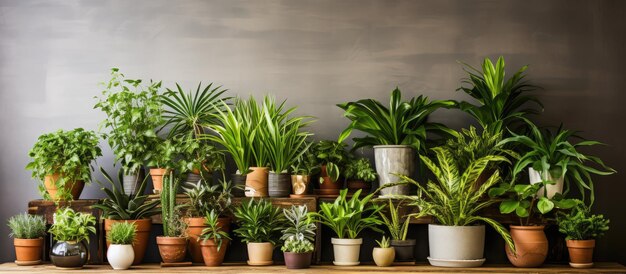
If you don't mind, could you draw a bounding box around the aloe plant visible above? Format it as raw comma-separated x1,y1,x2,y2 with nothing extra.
92,167,160,220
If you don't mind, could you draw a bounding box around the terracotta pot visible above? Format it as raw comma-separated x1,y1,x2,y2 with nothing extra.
156,236,187,263
185,217,231,264
331,238,362,266
245,167,269,197
14,238,43,264
373,247,395,267
246,242,274,266
391,239,416,262
44,174,84,201
319,165,341,196
268,172,291,197
104,219,151,265
291,175,310,196
200,239,230,266
567,239,595,268
149,168,167,193
232,174,247,197
506,225,548,268
284,252,312,269
347,180,371,194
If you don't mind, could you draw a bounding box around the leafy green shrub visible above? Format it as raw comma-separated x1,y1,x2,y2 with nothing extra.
233,199,285,244
7,213,46,239
311,140,350,182
445,126,518,171
176,133,225,174
199,210,231,251
108,222,136,245
290,146,319,175
182,179,233,218
49,208,96,243
26,128,102,200
145,138,177,169
92,167,160,220
344,158,377,182
558,201,609,240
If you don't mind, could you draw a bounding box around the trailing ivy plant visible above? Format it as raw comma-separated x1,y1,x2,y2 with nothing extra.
48,208,96,243
344,157,377,182
233,199,286,244
557,200,609,240
94,68,164,175
92,167,160,220
26,128,102,201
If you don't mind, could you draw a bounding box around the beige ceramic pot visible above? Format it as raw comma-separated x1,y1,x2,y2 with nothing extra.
246,242,274,266
373,247,395,267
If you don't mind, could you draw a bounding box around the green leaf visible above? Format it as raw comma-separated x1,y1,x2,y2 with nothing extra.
537,197,554,214
500,200,519,214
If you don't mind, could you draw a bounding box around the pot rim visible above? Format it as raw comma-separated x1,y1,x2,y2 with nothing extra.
429,224,485,228
373,145,414,149
509,225,546,230
331,238,363,245
109,244,133,247
390,239,416,245
284,251,313,255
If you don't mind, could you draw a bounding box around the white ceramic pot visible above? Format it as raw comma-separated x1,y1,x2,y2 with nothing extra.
107,244,134,270
331,238,362,266
372,247,395,267
428,224,485,267
374,145,414,196
528,167,564,198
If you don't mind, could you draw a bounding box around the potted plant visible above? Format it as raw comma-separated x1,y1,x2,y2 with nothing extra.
94,68,163,195
312,140,350,197
182,179,233,264
344,157,377,194
106,222,136,270
92,167,160,265
289,147,319,197
198,210,231,266
156,173,188,263
373,236,395,267
8,213,46,265
177,133,225,184
387,146,514,267
26,128,102,201
233,199,285,266
378,199,415,262
48,208,96,269
557,200,609,268
281,205,316,269
337,88,456,196
145,138,176,193
500,120,615,202
309,189,383,266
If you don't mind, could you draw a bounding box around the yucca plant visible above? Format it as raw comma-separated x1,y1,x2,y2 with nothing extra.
384,146,515,251
199,210,231,251
337,88,456,152
233,199,285,244
377,199,410,241
446,126,519,172
309,189,384,239
108,222,136,245
456,56,542,134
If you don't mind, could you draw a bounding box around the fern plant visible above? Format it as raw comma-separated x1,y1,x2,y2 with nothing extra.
108,222,136,245
378,199,411,241
557,201,609,240
233,199,285,244
7,213,46,239
384,146,515,252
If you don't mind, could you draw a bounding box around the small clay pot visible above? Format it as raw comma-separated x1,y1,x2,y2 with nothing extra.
105,219,151,265
14,238,43,264
506,225,548,268
373,247,395,267
291,175,311,196
390,239,416,262
246,242,274,266
44,174,84,201
318,165,341,196
232,174,247,197
149,168,167,193
268,172,291,197
245,167,269,197
347,180,371,194
185,217,230,264
200,239,230,266
284,252,312,269
156,236,188,263
567,239,595,268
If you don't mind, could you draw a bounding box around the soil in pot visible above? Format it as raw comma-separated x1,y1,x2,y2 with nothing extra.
149,168,167,193
567,239,595,268
156,236,188,263
245,167,269,197
284,252,312,269
506,225,548,268
268,172,291,197
14,238,43,265
246,242,274,266
104,219,151,265
347,180,371,194
44,174,84,201
318,165,341,196
291,175,310,197
200,239,230,266
50,241,88,269
390,239,416,262
186,217,231,264
331,238,362,266
232,174,247,197
373,247,395,267
107,244,134,270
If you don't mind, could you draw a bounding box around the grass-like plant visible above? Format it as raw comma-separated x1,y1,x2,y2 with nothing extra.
108,222,136,245
233,199,285,244
377,199,410,241
309,189,383,239
7,213,46,239
199,210,231,252
92,167,160,220
49,208,96,243
161,173,187,237
557,201,609,240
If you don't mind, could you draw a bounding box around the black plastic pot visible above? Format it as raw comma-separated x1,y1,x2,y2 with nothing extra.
50,241,88,268
268,172,291,197
391,239,416,262
232,174,247,197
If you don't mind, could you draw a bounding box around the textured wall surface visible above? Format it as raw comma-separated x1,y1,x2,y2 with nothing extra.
0,0,624,264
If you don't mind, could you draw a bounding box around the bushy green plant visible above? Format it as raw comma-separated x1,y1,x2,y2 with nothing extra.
161,173,187,237
7,213,46,239
94,68,163,175
337,88,456,152
48,208,96,243
446,126,518,172
309,189,383,239
344,157,377,182
375,236,391,248
176,133,225,174
281,236,314,253
378,199,410,241
312,140,350,183
182,178,233,218
26,128,102,200
290,145,319,175
92,167,160,220
145,138,177,169
199,210,231,251
233,199,285,244
108,222,136,245
557,201,609,240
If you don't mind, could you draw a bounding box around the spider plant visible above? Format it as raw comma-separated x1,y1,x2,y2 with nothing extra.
384,146,515,252
337,87,456,152
456,56,542,134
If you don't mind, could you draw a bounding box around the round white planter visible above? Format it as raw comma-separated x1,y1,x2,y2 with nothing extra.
428,224,485,267
374,145,414,196
107,244,134,270
331,238,362,266
528,167,564,198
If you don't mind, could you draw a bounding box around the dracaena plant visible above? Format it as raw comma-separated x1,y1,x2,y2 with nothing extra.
312,140,350,183
377,199,411,241
182,178,233,218
309,189,383,239
48,208,96,243
337,87,457,152
445,126,519,172
233,199,286,244
26,128,102,201
456,56,542,134
92,167,160,220
344,157,377,182
557,200,609,240
199,210,231,252
94,68,164,175
281,205,316,253
384,146,515,251
499,119,615,204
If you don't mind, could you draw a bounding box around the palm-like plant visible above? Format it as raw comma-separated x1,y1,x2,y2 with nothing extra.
233,199,285,244
161,82,231,138
456,56,542,134
309,189,383,239
385,146,515,251
337,88,456,152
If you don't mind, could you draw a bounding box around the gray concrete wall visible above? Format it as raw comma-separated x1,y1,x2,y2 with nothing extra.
0,0,624,263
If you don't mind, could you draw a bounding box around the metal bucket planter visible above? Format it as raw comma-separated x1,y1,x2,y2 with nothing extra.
268,172,291,197
374,145,414,196
122,168,145,195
